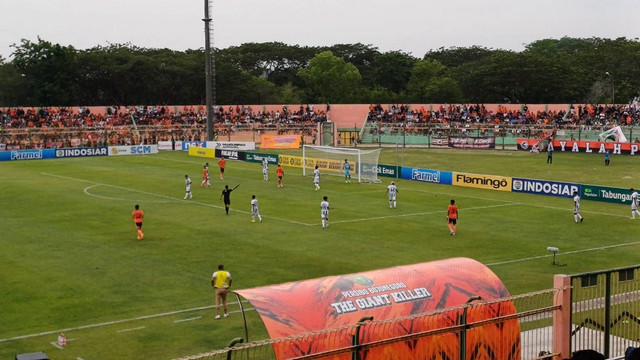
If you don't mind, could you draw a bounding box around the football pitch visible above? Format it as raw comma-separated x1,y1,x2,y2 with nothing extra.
1,148,639,359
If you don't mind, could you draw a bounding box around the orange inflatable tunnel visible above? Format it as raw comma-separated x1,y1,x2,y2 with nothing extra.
235,257,520,359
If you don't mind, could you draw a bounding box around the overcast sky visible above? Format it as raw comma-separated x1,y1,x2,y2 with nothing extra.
2,0,639,60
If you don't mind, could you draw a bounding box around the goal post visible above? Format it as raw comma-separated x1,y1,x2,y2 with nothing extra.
302,145,382,183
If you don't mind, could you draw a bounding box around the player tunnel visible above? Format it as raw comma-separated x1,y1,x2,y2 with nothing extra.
235,257,520,359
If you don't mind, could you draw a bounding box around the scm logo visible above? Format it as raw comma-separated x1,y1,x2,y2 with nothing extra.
131,146,152,154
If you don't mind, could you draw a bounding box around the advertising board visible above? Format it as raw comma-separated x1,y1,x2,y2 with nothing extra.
206,141,256,151
55,147,108,158
400,167,453,185
108,145,158,156
453,172,512,191
512,178,580,198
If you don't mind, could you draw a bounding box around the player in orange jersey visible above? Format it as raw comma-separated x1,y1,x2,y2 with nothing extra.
447,199,458,235
201,164,210,187
276,164,284,187
132,204,145,240
218,156,226,180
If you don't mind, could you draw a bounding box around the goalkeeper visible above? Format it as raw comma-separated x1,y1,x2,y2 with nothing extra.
343,159,351,183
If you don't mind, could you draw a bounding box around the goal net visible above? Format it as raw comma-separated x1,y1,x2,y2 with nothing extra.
302,145,382,183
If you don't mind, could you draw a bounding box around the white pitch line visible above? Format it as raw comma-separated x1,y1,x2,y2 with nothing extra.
42,172,313,226
116,326,146,333
83,184,175,203
330,203,518,224
173,316,202,323
0,300,252,343
486,240,640,266
50,341,64,350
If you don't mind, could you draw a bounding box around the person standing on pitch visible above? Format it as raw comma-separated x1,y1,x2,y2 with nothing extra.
220,184,239,215
132,204,145,240
313,165,320,191
385,181,398,208
573,191,584,223
218,156,226,180
201,164,210,187
447,199,458,235
321,196,331,229
251,195,262,223
276,164,284,188
262,157,269,181
604,150,610,166
211,264,232,319
343,159,351,183
631,188,640,219
546,142,553,164
184,175,193,199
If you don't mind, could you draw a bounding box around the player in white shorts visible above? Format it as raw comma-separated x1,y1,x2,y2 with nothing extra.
184,175,193,199
250,195,262,223
321,196,331,229
631,188,640,219
313,165,320,191
262,158,269,181
385,181,398,208
573,191,583,223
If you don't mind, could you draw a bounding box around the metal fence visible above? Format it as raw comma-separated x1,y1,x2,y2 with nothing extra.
571,265,640,358
173,288,563,360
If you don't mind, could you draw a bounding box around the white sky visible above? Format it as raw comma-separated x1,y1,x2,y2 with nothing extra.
1,0,639,60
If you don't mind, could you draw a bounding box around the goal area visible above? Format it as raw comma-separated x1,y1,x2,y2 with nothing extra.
302,145,382,183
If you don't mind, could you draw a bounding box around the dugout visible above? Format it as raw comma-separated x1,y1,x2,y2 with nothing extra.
235,257,520,359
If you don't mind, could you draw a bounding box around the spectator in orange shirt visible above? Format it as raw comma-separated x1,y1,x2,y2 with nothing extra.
132,204,145,240
217,156,226,180
276,164,284,188
447,200,458,235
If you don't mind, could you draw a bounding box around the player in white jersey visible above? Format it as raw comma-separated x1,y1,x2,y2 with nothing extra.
250,195,262,223
313,165,320,191
631,188,640,219
385,181,399,208
320,196,331,228
573,191,583,223
262,158,269,181
184,175,193,199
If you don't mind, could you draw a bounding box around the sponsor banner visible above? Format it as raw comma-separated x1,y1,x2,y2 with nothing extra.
448,136,495,149
55,147,108,158
158,141,181,151
108,145,158,156
245,152,279,164
453,172,512,191
517,138,640,155
512,178,580,198
360,163,398,178
6,145,21,150
188,146,216,159
400,167,453,185
214,149,246,161
431,137,448,146
181,141,206,151
236,258,519,359
0,149,56,161
278,154,346,173
206,141,256,151
582,184,632,205
0,144,6,150
260,134,302,149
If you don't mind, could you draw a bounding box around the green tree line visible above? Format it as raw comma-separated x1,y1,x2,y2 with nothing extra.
0,37,638,107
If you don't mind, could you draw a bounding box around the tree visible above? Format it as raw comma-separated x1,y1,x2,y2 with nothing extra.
297,51,363,103
372,51,416,94
406,59,462,103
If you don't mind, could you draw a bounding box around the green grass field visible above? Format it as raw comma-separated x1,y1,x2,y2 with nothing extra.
1,148,639,359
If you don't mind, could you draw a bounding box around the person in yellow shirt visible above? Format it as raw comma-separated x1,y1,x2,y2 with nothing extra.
211,264,232,319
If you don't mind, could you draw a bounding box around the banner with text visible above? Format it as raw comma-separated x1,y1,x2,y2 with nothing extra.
448,136,495,149
453,172,512,191
188,146,216,159
517,139,640,155
108,145,158,156
205,141,255,151
401,167,453,185
181,141,206,151
361,163,398,178
278,154,347,173
0,149,56,161
512,178,580,198
55,147,108,158
236,258,519,360
214,149,246,161
582,184,633,205
246,152,279,164
260,134,302,149
158,141,181,151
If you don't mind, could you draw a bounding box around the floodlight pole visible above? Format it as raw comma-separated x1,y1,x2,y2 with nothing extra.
203,0,215,141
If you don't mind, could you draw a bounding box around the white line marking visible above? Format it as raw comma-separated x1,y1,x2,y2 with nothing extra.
78,357,85,360
83,184,175,203
50,341,64,350
173,316,202,323
486,241,640,266
0,302,254,344
331,203,518,224
42,172,313,226
116,326,146,333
